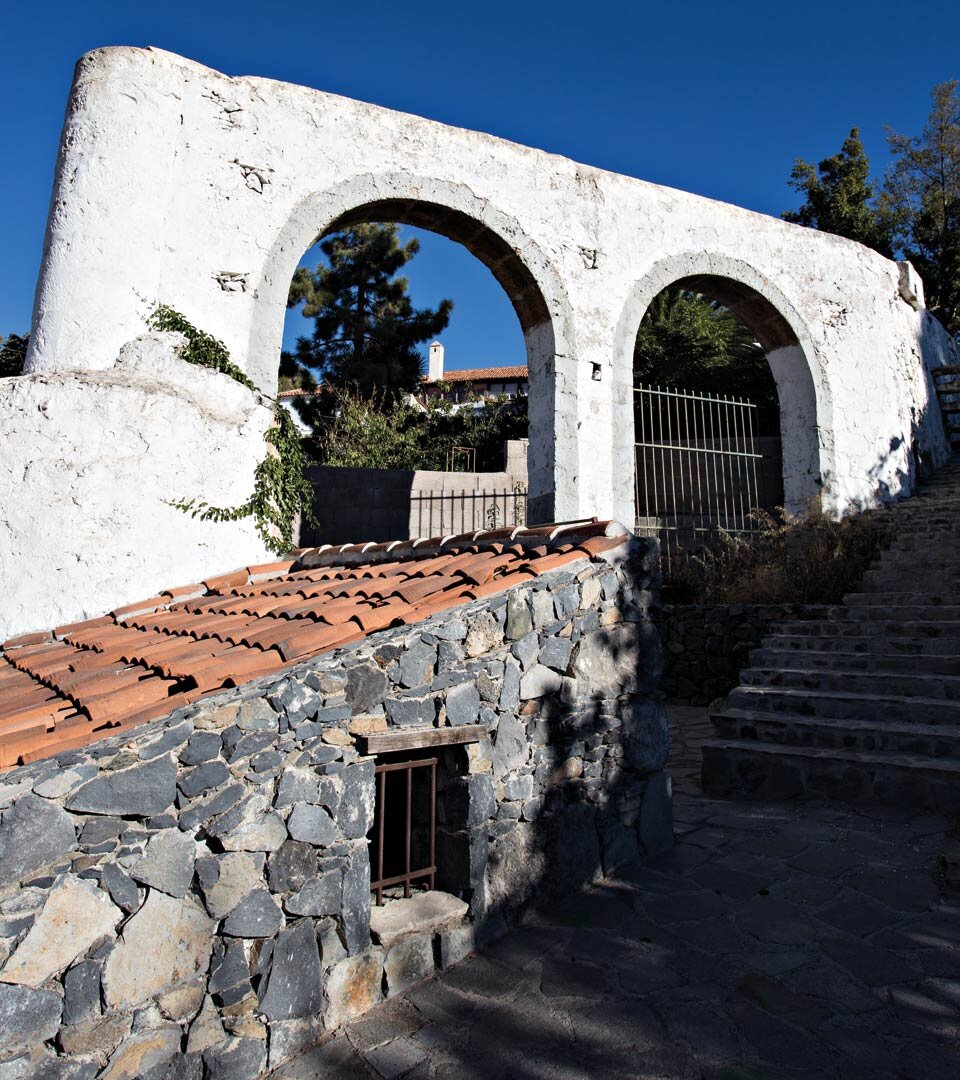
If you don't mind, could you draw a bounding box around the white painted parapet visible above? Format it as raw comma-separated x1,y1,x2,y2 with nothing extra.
1,45,956,637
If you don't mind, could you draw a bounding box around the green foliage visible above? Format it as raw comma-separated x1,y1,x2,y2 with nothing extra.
287,223,453,398
667,505,892,604
881,81,960,338
147,305,257,390
303,387,527,472
149,305,313,555
783,128,892,255
0,333,28,377
172,403,314,554
633,289,778,422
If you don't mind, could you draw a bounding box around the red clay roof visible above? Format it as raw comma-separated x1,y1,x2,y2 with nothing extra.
422,366,528,384
0,521,626,770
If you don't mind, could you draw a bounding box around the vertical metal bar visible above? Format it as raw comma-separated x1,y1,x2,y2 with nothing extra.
733,397,748,533
404,764,412,899
429,760,437,891
376,768,386,906
746,398,761,521
673,389,686,552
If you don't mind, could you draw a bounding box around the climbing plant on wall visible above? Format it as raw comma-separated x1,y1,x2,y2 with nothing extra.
146,305,314,554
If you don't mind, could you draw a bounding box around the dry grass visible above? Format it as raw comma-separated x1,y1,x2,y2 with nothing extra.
666,505,894,604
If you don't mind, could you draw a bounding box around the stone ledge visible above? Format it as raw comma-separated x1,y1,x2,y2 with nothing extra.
369,891,469,948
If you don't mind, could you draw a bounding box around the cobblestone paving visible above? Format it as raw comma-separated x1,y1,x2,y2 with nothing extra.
273,708,960,1079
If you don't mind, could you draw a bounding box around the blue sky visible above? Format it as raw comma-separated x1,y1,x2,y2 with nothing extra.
2,1,958,372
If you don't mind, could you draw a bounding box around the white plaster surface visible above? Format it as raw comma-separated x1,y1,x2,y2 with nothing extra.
2,45,957,637
0,333,273,639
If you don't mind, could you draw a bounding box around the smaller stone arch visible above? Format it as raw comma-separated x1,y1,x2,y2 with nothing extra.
613,253,835,515
253,175,577,524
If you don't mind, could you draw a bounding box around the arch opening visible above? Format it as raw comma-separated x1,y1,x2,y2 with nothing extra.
258,187,568,541
617,259,828,564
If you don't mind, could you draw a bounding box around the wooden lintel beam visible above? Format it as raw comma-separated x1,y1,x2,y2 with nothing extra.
360,724,489,755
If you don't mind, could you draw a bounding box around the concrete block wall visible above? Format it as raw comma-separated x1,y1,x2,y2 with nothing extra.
0,538,666,1077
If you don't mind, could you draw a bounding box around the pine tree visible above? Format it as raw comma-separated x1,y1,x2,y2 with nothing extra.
286,223,453,398
633,289,777,410
783,128,891,255
0,333,28,377
881,81,960,338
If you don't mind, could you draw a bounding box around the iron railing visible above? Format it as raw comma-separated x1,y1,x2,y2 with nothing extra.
410,484,527,538
370,757,437,906
633,384,782,563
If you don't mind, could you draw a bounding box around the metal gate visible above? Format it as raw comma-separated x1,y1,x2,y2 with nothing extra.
633,384,782,563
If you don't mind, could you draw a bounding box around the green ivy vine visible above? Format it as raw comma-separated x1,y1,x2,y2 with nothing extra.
147,305,315,555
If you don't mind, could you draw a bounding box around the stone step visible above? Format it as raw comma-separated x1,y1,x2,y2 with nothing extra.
727,684,960,724
750,646,960,676
761,631,960,656
831,605,960,622
859,572,960,593
740,664,960,701
711,707,960,758
700,737,960,811
843,592,957,607
767,619,960,639
933,364,960,377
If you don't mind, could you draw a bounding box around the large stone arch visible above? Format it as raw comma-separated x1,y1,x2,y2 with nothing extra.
613,253,835,514
253,175,576,524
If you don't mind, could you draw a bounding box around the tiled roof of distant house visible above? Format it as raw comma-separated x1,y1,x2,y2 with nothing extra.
0,520,627,770
423,366,528,384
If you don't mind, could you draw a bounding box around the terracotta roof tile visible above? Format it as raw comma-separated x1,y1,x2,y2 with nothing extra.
0,518,628,768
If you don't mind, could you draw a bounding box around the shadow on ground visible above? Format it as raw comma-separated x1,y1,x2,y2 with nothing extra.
271,708,960,1080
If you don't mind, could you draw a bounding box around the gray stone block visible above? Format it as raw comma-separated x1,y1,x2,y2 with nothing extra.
237,697,279,731
178,761,229,798
520,664,563,700
258,919,323,1021
499,659,521,711
62,960,101,1026
539,636,573,673
223,888,284,937
505,592,533,640
345,663,388,715
623,700,669,774
446,681,481,727
384,934,434,996
0,794,76,884
492,714,528,778
287,803,337,846
267,841,317,893
67,755,177,817
511,631,539,671
203,1037,267,1080
179,731,223,766
286,871,342,917
385,693,436,727
0,983,62,1056
274,768,320,808
100,861,140,913
130,829,196,898
338,761,375,840
438,924,475,968
341,843,372,955
398,640,436,689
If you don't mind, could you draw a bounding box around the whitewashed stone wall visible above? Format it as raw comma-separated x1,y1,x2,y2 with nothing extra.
1,44,957,637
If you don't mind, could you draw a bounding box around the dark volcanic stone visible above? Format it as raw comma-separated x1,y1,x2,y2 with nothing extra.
223,888,284,938
0,793,76,883
446,682,481,727
287,803,337,846
66,755,177,816
178,761,229,798
0,983,62,1056
345,663,388,715
100,861,141,913
258,919,323,1021
286,871,342,917
268,841,318,893
179,731,223,765
338,761,376,840
341,843,372,954
62,960,102,1025
203,1037,266,1080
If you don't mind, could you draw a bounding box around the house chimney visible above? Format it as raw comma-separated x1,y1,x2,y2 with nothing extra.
428,341,444,382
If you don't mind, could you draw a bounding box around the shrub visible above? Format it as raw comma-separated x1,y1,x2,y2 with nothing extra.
666,505,894,604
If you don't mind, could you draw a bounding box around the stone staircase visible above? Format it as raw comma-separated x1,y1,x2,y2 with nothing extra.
701,455,960,812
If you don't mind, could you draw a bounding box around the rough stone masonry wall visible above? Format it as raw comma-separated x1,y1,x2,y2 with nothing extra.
658,603,831,705
0,538,665,1079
